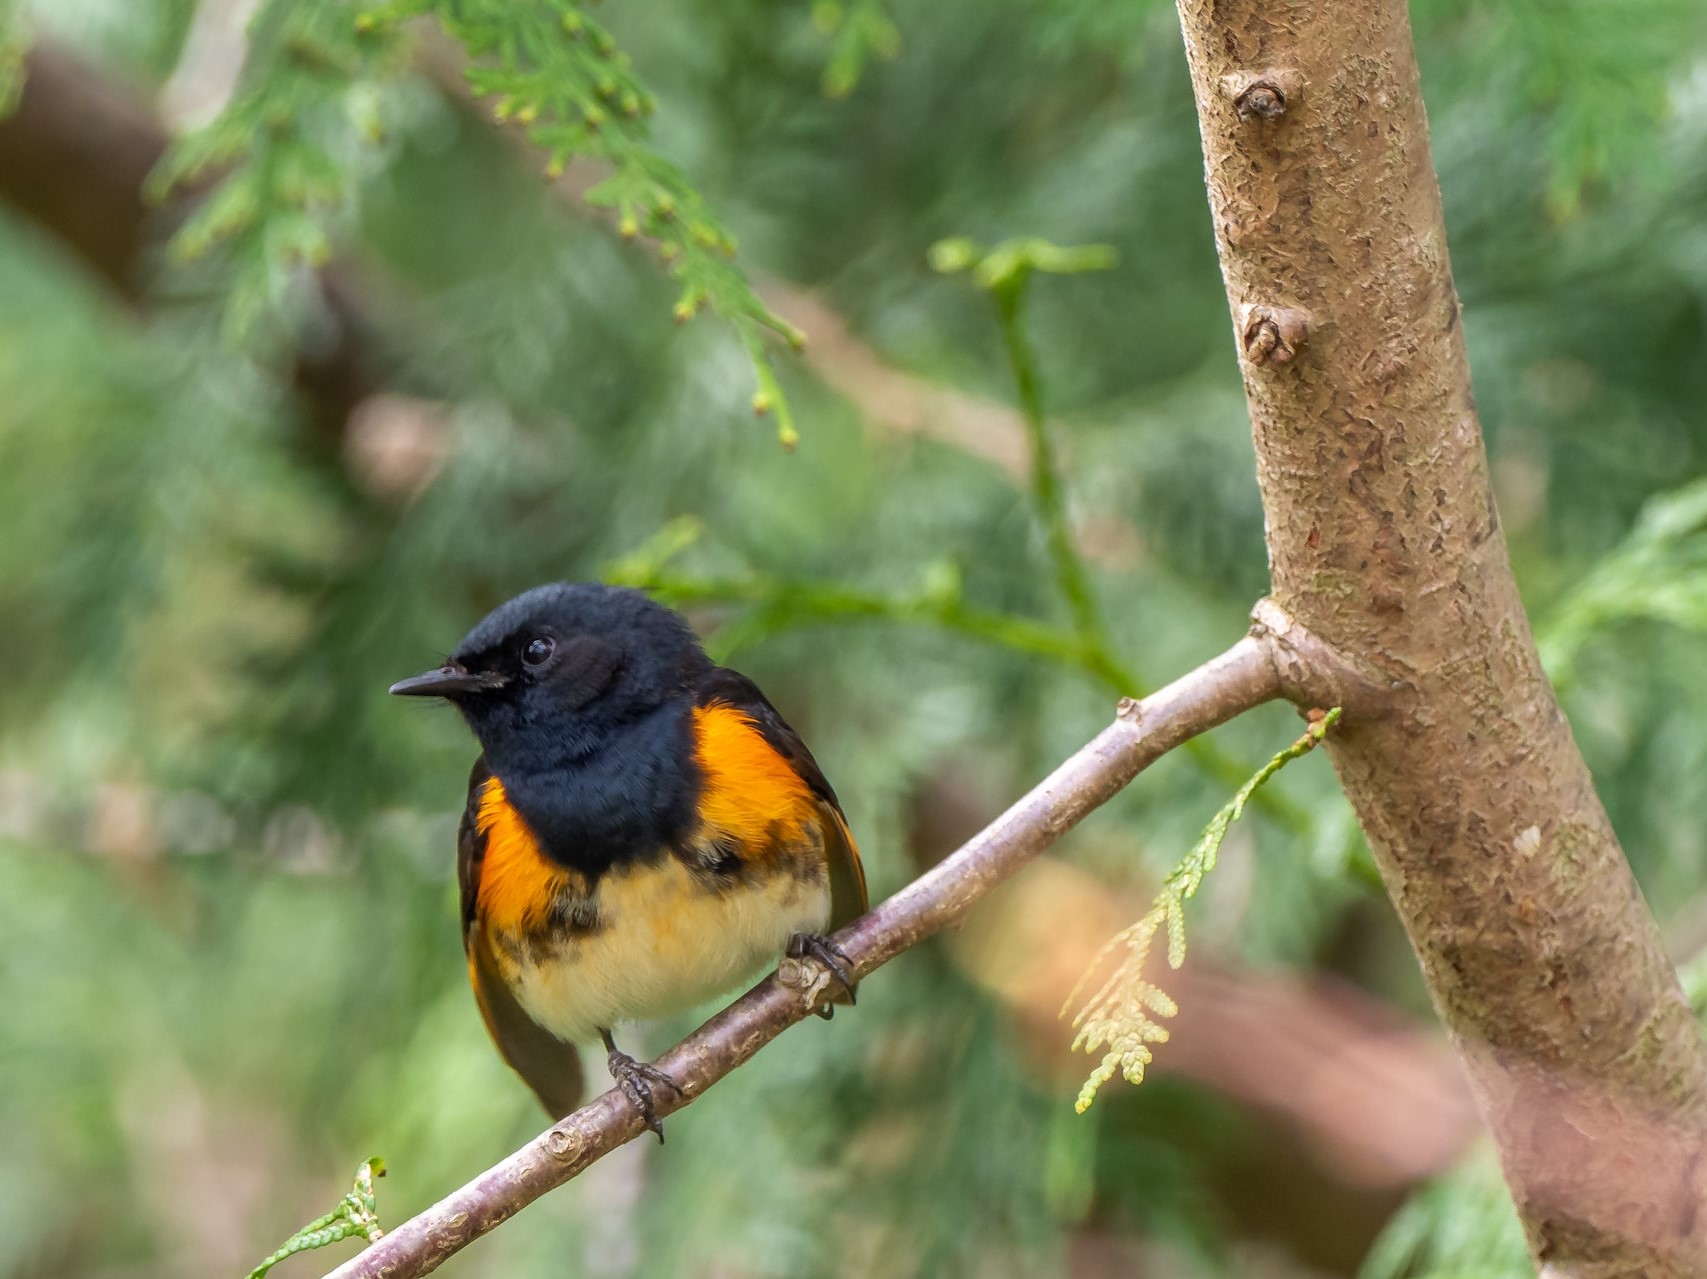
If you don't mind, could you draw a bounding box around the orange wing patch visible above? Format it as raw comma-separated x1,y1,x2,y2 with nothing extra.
693,704,817,857
476,777,573,936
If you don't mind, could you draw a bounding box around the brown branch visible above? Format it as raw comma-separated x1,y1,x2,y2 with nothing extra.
1173,0,1707,1271
0,47,160,298
323,634,1282,1279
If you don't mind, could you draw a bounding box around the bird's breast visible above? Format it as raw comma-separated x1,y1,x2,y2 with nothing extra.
476,701,837,1042
493,851,830,1043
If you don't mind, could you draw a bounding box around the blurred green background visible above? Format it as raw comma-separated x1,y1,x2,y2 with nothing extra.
2,1,1706,1276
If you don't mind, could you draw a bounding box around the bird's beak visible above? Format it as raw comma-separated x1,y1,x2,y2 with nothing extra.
388,664,507,698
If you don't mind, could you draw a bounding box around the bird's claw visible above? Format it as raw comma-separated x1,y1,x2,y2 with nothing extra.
604,1046,679,1142
787,932,858,1016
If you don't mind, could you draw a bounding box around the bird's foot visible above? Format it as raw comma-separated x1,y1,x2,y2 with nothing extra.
787,932,858,1018
600,1029,679,1142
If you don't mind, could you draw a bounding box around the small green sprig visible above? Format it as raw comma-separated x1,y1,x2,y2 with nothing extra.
812,0,900,97
930,232,1311,830
1065,708,1342,1113
424,0,806,445
928,235,1119,292
243,1157,387,1279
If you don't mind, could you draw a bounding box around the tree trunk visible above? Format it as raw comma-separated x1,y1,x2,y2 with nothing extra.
1171,0,1707,1272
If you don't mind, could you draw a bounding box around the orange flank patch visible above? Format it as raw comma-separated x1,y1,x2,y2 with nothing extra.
692,703,816,858
476,777,572,936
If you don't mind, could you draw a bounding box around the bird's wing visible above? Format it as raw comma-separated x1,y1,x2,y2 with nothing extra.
459,758,584,1120
695,668,870,930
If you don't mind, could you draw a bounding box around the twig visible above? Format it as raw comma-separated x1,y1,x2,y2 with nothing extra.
993,277,1101,645
249,1158,386,1279
976,244,1303,828
1066,707,1341,1110
324,633,1283,1279
640,572,1115,677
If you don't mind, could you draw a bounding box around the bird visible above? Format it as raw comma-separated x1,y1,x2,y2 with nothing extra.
389,582,867,1138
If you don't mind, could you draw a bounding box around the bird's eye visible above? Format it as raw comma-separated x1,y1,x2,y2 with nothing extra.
522,636,556,668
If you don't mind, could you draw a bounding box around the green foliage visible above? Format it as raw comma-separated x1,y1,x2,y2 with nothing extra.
148,0,403,343
1067,709,1341,1112
927,234,1310,822
598,270,1129,680
1414,0,1707,216
812,0,900,98
150,0,807,440
612,546,1111,673
929,235,1121,294
4,0,1707,1276
934,235,1118,645
408,0,807,443
244,1158,387,1279
1358,1147,1530,1279
1540,475,1707,687
0,0,27,115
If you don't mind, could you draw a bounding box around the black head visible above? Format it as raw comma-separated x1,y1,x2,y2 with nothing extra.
390,583,712,770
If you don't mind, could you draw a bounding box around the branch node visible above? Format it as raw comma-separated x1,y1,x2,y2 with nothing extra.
1249,597,1399,718
776,956,833,1009
1222,69,1303,121
1115,695,1142,724
1239,305,1310,366
543,1124,582,1163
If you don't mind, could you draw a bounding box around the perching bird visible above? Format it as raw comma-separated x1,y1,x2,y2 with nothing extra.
390,583,867,1137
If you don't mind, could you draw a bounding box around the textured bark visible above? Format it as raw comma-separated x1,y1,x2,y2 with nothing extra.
1174,0,1707,1273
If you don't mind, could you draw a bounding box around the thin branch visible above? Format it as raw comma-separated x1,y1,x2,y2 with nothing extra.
994,277,1101,645
643,572,1116,676
978,258,1305,826
324,633,1284,1279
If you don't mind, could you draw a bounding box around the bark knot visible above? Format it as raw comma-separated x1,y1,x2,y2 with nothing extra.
1221,69,1303,122
1237,84,1285,120
1239,305,1310,367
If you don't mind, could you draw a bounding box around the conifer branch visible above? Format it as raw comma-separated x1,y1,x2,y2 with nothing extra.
149,0,403,344
411,0,807,444
249,1158,387,1279
323,630,1285,1279
1066,707,1341,1111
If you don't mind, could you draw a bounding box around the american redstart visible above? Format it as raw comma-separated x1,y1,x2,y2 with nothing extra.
391,583,867,1136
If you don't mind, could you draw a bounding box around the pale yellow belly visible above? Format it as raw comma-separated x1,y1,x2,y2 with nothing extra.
507,855,830,1044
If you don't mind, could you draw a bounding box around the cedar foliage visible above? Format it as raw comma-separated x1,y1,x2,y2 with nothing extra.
0,1,1704,1276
